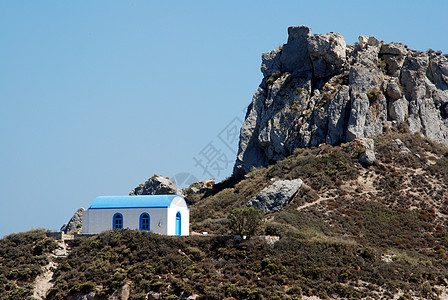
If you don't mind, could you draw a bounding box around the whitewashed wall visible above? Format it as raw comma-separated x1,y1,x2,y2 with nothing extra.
82,199,189,236
83,208,168,234
167,206,190,236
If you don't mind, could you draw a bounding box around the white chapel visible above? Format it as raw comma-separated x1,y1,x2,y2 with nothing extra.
82,194,189,236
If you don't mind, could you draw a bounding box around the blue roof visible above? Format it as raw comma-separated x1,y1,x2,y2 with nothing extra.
89,195,185,209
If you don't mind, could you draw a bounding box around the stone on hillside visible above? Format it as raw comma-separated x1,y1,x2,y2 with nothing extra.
348,138,376,166
394,139,412,155
130,175,183,196
184,178,215,194
73,292,96,300
248,179,303,213
110,284,130,300
147,291,161,300
60,207,85,234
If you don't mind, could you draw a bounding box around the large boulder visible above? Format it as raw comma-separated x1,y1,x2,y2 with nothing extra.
130,175,183,196
60,207,85,234
308,32,346,78
247,179,303,213
348,138,376,166
184,178,215,194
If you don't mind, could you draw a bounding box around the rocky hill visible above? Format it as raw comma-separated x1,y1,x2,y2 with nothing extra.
3,127,446,299
2,26,448,300
234,25,448,176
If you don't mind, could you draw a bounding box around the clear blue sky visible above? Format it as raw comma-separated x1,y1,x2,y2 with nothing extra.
1,0,447,238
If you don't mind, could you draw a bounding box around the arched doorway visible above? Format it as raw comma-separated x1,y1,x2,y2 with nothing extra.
175,212,181,236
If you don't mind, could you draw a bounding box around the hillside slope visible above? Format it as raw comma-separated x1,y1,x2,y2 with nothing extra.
1,128,448,300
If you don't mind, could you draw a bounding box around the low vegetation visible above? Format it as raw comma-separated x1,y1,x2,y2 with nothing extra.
0,229,58,299
2,128,448,299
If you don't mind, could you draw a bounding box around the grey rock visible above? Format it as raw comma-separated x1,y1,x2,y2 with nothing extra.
60,207,85,234
349,61,382,93
380,43,407,56
130,175,183,196
288,25,312,41
110,283,130,300
388,97,409,122
326,85,350,144
147,291,161,300
427,54,448,90
347,92,370,141
348,138,376,166
394,139,412,155
382,54,406,77
367,36,380,47
360,150,376,166
280,34,312,74
248,179,303,213
361,151,376,165
73,292,96,300
261,48,282,77
358,36,368,48
419,97,448,143
181,294,200,300
387,78,403,100
184,178,215,194
308,32,346,78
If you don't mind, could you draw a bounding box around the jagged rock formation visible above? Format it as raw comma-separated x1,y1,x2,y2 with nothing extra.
130,174,183,196
60,207,85,234
234,25,448,176
248,179,303,213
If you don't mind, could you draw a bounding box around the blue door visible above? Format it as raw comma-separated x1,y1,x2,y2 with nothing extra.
175,212,181,236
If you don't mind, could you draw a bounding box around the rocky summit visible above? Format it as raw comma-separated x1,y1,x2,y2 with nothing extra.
234,25,448,176
129,174,183,196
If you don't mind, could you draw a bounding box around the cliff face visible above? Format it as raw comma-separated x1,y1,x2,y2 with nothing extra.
234,25,448,176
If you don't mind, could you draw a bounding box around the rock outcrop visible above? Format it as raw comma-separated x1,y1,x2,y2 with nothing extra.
184,179,215,194
234,25,448,176
130,175,183,196
60,207,85,234
347,138,376,166
394,138,412,155
247,179,303,213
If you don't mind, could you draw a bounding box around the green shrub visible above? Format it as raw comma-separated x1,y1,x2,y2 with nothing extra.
227,207,264,238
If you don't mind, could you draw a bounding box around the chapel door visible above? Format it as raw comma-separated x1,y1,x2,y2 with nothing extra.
175,212,181,236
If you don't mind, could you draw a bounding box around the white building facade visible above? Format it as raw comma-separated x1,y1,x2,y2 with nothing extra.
82,195,189,236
